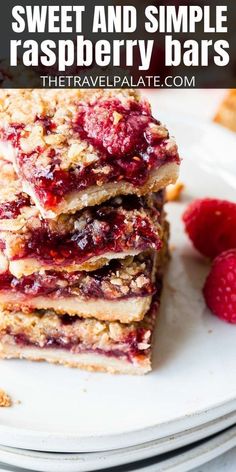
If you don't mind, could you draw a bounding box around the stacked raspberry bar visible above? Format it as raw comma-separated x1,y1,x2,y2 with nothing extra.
0,89,180,374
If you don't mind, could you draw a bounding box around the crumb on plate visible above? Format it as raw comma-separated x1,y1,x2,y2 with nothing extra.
166,182,185,202
214,90,236,132
0,389,12,407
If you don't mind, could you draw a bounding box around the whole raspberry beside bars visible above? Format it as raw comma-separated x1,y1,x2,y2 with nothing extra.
183,198,236,259
203,250,236,324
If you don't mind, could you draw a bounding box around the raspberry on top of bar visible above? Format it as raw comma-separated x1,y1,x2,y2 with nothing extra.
0,89,180,218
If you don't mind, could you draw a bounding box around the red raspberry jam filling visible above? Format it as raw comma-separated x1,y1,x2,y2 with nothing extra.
10,195,162,266
3,123,24,148
0,256,155,300
11,332,146,363
3,98,179,209
35,115,56,134
0,193,31,220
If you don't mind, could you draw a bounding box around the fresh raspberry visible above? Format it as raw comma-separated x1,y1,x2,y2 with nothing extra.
203,250,236,324
183,198,236,259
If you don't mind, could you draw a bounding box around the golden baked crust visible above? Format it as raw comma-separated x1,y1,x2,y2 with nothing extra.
0,345,151,375
7,256,119,278
0,294,152,324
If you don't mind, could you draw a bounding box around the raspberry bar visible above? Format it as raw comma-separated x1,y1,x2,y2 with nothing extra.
0,194,164,279
0,252,162,323
0,89,180,218
0,211,168,323
0,291,161,375
0,158,164,278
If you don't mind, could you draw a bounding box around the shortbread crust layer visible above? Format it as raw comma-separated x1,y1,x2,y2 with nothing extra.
0,345,151,375
0,294,160,375
0,89,180,217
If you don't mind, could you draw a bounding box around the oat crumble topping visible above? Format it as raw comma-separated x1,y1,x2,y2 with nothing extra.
0,89,179,213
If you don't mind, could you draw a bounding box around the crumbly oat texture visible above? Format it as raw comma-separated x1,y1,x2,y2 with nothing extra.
0,307,155,351
0,89,137,126
0,89,179,217
0,221,169,323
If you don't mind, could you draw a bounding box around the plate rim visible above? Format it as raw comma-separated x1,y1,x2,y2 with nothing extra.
133,424,236,472
0,413,235,472
0,397,235,453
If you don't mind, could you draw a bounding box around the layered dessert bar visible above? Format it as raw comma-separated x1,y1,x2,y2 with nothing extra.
0,290,161,375
0,88,177,376
0,221,168,322
0,157,165,277
0,89,180,218
0,253,158,323
0,191,164,278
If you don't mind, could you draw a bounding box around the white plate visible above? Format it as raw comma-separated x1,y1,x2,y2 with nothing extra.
0,117,236,453
0,412,235,472
117,425,236,472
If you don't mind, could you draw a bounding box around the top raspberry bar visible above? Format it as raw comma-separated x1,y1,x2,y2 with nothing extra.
0,89,180,218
